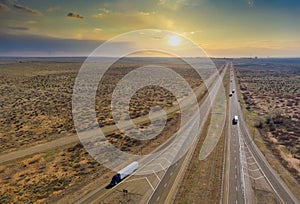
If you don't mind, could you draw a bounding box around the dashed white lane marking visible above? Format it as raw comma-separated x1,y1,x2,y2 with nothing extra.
164,183,167,188
235,174,237,179
235,165,237,169
157,196,160,201
236,186,238,191
235,157,236,161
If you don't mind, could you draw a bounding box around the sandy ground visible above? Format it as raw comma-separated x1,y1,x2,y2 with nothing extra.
0,57,209,203
0,143,104,203
235,58,300,183
0,58,201,153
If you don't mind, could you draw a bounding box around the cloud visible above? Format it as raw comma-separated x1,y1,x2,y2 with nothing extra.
67,12,84,19
93,8,111,18
0,3,9,10
7,26,29,31
158,0,199,10
25,20,37,24
182,30,202,36
158,0,185,10
99,8,111,14
93,13,104,18
138,11,156,16
247,0,255,8
47,6,61,12
13,3,42,15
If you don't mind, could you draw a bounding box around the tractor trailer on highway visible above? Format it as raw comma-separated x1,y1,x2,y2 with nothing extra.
107,161,139,188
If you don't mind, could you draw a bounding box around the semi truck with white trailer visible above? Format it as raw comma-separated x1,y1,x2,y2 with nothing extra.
107,162,139,188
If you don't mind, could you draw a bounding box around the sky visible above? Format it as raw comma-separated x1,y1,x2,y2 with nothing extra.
0,0,300,57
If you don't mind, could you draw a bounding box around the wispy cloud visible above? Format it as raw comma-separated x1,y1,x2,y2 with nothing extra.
158,0,199,10
7,26,29,31
0,3,9,10
93,8,111,18
25,20,37,24
47,6,61,13
67,12,84,19
182,30,202,36
138,11,156,16
158,0,185,10
13,3,42,15
93,13,104,18
247,0,255,8
99,8,111,14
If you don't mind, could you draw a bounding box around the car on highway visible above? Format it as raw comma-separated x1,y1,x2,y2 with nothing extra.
232,89,235,93
232,115,238,125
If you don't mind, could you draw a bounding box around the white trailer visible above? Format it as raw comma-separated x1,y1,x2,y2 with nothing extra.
118,161,139,180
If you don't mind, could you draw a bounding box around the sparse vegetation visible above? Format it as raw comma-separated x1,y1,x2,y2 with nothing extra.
0,143,103,203
235,58,300,197
0,57,220,203
0,58,202,154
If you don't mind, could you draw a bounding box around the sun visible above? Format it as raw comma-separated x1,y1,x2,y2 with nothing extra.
168,35,181,46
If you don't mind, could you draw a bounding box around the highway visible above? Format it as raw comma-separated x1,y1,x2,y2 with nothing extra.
225,61,245,204
80,63,228,204
148,67,227,204
224,62,299,204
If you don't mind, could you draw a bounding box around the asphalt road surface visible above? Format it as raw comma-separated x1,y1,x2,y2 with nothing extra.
226,62,246,204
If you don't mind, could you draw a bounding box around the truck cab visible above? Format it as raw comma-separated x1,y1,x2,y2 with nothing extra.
108,173,121,187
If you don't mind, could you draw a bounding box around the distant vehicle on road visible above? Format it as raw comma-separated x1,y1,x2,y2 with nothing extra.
232,89,235,93
229,93,233,97
232,115,238,125
106,162,139,188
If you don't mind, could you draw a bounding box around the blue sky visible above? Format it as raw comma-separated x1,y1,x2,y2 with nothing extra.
0,0,299,57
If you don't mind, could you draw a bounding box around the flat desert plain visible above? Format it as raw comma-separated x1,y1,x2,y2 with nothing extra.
235,58,300,183
0,57,209,203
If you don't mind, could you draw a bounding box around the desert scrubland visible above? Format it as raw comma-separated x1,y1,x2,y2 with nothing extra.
0,57,211,203
235,58,300,183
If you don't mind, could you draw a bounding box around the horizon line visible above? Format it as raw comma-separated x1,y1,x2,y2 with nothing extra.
1,55,300,59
